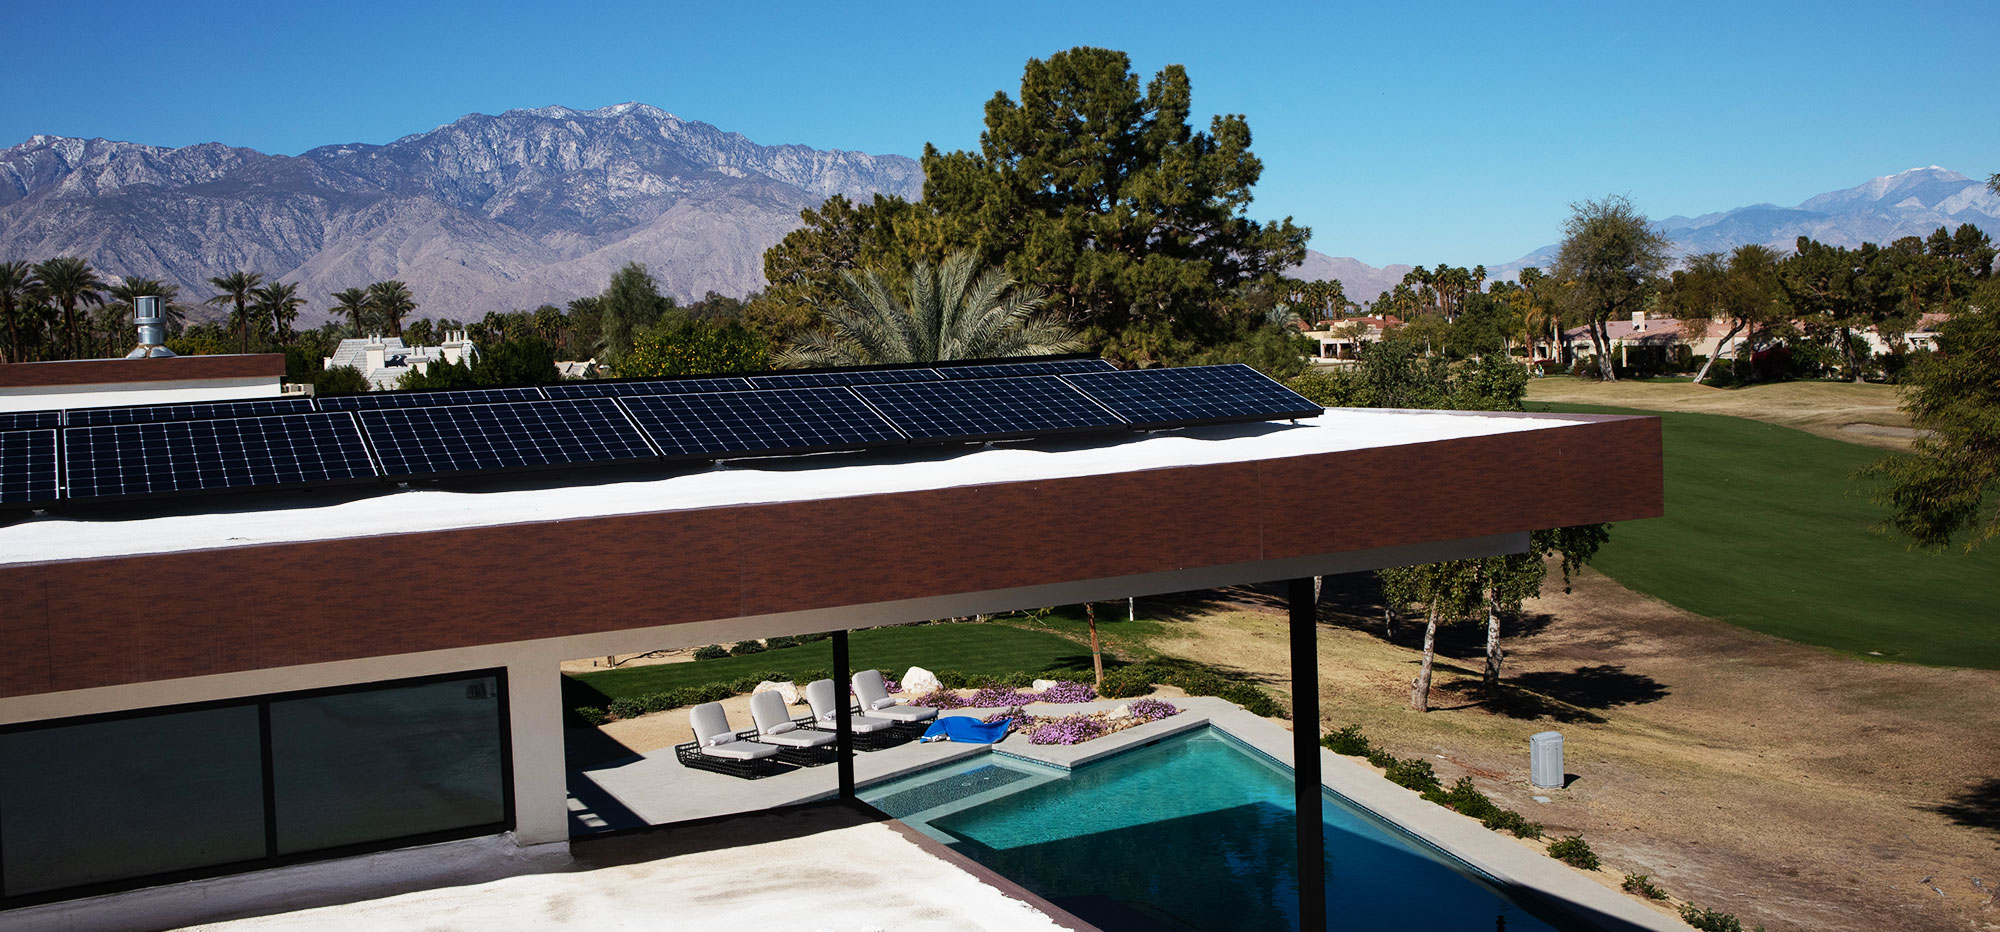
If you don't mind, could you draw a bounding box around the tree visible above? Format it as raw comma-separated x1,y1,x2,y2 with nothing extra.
920,47,1308,352
315,365,372,395
1781,237,1881,382
252,282,304,346
777,250,1082,367
1862,278,2000,550
754,193,931,343
105,278,186,343
330,287,371,336
598,263,674,366
1661,244,1783,385
623,318,767,378
205,271,264,354
365,281,415,337
1552,196,1669,381
33,257,107,360
1379,559,1483,712
1476,525,1609,683
0,261,40,362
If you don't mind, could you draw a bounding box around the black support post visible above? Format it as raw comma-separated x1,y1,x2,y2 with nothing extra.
832,629,855,799
1289,577,1326,932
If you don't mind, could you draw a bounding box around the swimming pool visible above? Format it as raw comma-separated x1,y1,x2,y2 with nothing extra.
861,727,1574,932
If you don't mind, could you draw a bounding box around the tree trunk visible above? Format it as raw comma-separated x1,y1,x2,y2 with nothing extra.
1087,602,1103,688
1483,587,1504,685
1591,320,1618,381
1841,326,1864,382
1410,605,1440,712
1384,607,1397,640
1691,321,1743,386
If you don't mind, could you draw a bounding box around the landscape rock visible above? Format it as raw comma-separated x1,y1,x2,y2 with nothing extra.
1106,704,1133,721
753,680,800,705
901,666,939,696
1031,679,1060,692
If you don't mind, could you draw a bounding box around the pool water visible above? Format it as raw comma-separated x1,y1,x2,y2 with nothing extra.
861,728,1571,932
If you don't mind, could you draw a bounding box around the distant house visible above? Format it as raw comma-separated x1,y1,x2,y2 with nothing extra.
1304,316,1402,362
325,332,477,391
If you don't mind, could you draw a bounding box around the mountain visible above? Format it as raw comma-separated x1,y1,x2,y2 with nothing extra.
0,103,924,323
1490,167,2000,279
1288,251,1413,308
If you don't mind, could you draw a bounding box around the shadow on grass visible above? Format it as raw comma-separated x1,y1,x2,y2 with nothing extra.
1929,779,2000,835
1438,665,1669,725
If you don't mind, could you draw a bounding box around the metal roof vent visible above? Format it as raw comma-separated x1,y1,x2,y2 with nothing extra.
125,296,177,358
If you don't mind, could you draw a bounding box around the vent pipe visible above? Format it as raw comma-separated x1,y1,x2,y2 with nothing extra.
125,296,177,358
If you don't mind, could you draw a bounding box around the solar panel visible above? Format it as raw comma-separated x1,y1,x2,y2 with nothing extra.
67,397,317,427
63,413,378,501
620,387,906,460
358,398,657,478
0,410,63,431
317,387,546,411
746,368,942,389
1062,364,1323,427
852,376,1127,443
936,358,1118,379
542,376,754,399
0,429,59,506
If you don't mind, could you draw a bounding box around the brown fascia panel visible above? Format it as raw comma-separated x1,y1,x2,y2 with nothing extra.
0,414,1661,698
0,354,286,389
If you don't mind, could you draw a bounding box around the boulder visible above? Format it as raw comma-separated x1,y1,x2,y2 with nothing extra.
901,666,940,696
753,680,801,705
1031,679,1060,692
1106,703,1133,721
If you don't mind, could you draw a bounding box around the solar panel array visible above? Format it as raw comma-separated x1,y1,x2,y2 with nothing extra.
66,397,317,427
63,413,377,501
0,430,59,505
543,376,753,398
0,359,1321,508
359,399,657,478
1063,364,1322,427
853,376,1126,442
318,387,545,411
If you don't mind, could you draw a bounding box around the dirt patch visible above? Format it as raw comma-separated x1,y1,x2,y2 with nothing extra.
1525,379,1915,450
559,648,700,674
1142,573,2000,932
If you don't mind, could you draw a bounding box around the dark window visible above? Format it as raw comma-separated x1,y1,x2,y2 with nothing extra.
0,707,265,896
0,670,511,907
270,676,506,854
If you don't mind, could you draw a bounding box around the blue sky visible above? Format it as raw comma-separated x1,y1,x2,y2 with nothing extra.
5,1,1994,267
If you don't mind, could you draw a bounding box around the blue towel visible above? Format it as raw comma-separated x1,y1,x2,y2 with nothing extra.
920,716,1010,744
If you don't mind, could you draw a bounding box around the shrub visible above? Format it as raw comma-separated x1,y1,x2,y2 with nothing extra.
881,677,902,694
606,697,645,720
573,706,608,726
1323,724,1372,756
1029,714,1109,745
1677,905,1755,932
728,639,765,656
1482,809,1543,839
692,644,727,660
1622,874,1667,900
1038,680,1097,704
936,670,973,689
1547,835,1600,871
798,666,832,685
796,631,832,643
765,635,800,650
1422,777,1501,821
1382,757,1441,794
1364,748,1398,770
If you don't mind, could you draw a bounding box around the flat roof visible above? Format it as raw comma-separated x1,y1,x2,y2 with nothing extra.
1,408,1594,567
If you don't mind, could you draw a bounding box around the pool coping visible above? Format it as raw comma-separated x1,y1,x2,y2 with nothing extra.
858,697,1684,932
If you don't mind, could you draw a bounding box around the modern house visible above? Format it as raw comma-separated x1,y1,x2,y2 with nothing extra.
0,352,1663,931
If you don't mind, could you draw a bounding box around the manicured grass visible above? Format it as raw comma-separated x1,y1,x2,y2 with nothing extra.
564,623,1098,706
1534,401,2000,668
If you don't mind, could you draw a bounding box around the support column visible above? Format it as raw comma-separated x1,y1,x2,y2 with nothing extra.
832,629,855,799
1288,577,1326,932
508,655,570,846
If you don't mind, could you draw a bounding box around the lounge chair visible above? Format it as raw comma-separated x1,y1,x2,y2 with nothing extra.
673,702,780,778
803,678,900,750
747,689,836,766
852,669,939,738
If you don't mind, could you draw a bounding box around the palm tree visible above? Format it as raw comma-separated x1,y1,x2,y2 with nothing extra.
777,251,1082,367
252,282,305,346
329,287,371,336
207,271,264,353
0,261,38,363
31,257,106,360
365,281,415,337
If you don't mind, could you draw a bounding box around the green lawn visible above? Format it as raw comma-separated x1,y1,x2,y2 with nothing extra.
565,623,1100,706
1534,401,2000,668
